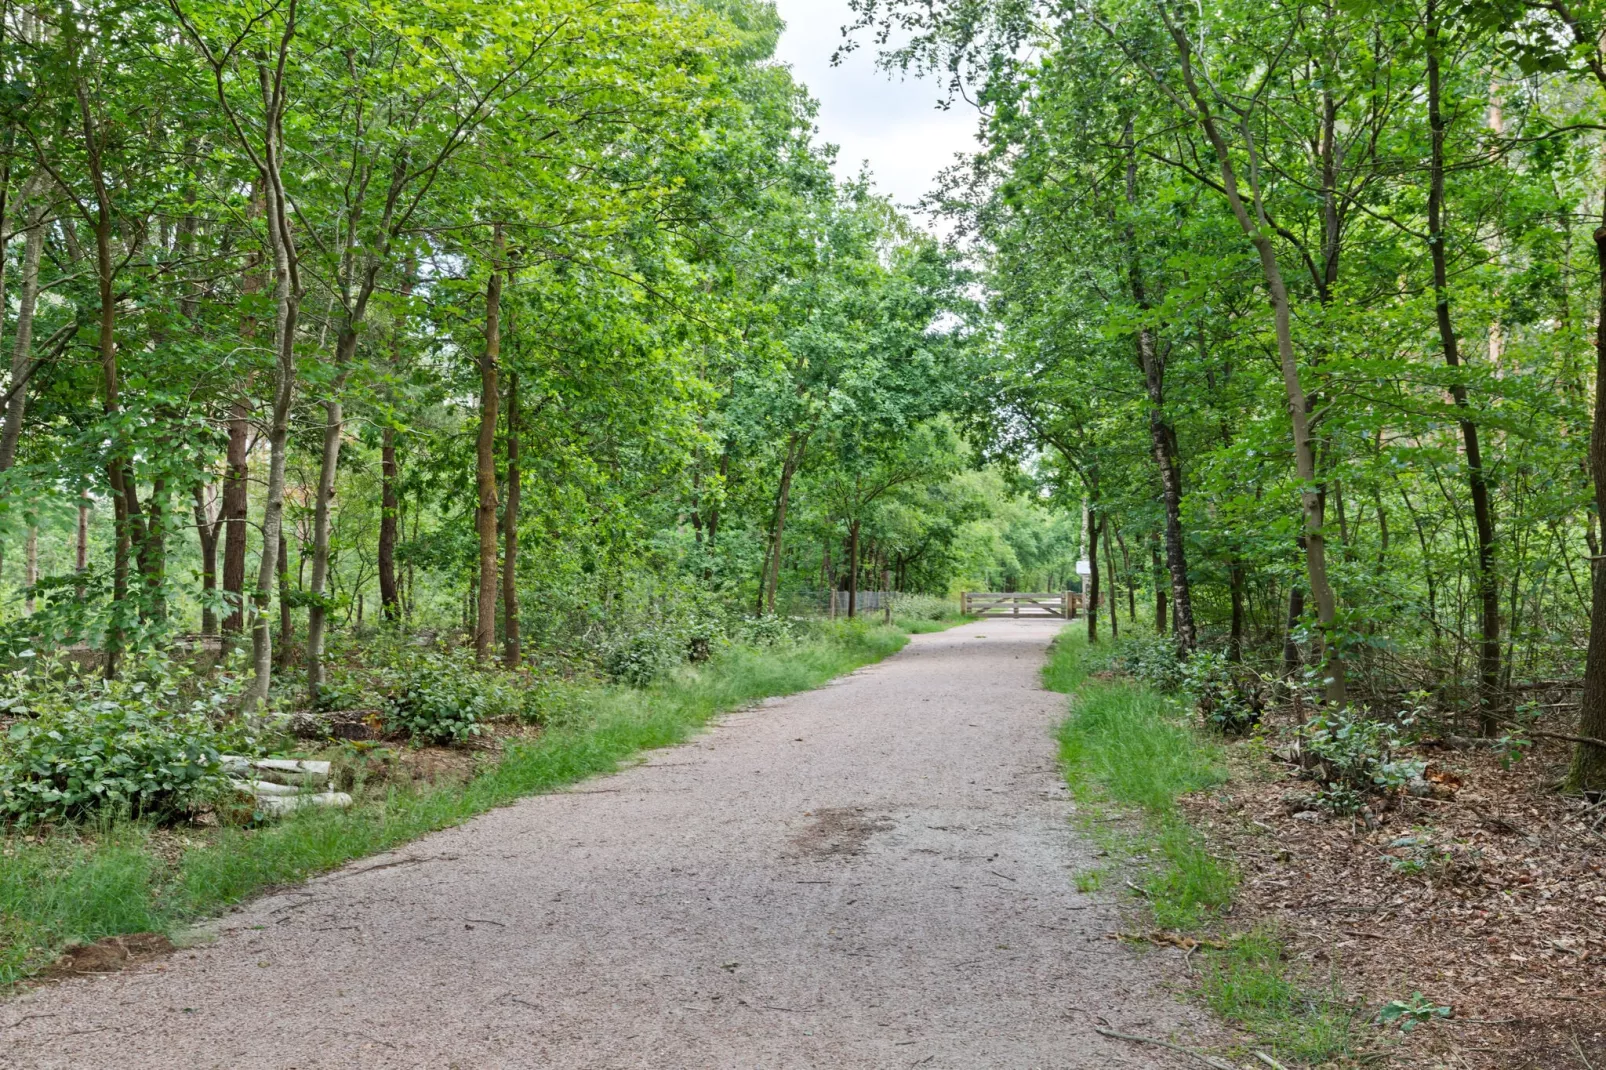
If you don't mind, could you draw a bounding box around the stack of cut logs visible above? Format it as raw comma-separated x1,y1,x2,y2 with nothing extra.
222,756,352,815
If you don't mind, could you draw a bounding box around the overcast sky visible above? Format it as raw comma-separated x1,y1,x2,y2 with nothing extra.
769,0,981,230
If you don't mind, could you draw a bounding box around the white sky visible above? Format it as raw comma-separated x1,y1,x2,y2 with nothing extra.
769,0,982,231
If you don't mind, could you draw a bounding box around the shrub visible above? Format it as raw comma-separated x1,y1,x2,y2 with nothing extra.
1295,708,1424,814
0,681,241,826
382,647,514,744
601,626,687,686
1103,634,1186,693
1181,650,1259,736
892,593,953,621
735,614,800,648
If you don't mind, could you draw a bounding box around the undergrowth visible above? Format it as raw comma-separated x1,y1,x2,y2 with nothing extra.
1044,633,1360,1066
1,620,914,987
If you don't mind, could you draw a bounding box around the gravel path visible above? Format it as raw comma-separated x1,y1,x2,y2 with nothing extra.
2,619,1209,1069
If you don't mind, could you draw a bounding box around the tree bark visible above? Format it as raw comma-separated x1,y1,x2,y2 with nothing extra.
1573,184,1606,789
847,518,860,618
1427,2,1501,731
1086,511,1101,644
503,371,521,668
1163,23,1344,701
761,434,805,614
304,389,345,700
1152,534,1167,634
475,224,503,662
1122,122,1196,653
220,402,250,634
1104,519,1119,641
0,198,45,473
192,484,220,635
379,426,400,621
276,525,292,667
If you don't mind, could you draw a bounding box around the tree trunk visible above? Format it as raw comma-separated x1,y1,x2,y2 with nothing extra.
1104,519,1119,641
1572,183,1606,789
192,484,219,635
1152,534,1167,634
1283,569,1304,674
761,435,805,614
220,403,250,635
0,199,45,473
475,224,503,662
1228,558,1246,663
246,146,302,708
76,494,88,600
305,390,345,701
276,526,292,667
1087,512,1101,644
1166,29,1344,701
503,372,521,668
1122,124,1196,652
848,518,860,618
1427,5,1501,732
378,426,400,621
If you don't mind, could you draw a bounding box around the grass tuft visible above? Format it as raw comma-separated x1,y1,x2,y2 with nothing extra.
1044,632,1359,1064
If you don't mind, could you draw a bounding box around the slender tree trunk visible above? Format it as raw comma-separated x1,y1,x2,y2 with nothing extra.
192,484,219,635
1104,519,1119,641
762,434,804,614
1283,572,1305,675
305,389,345,701
276,527,292,667
1165,29,1344,701
1087,512,1101,644
474,224,503,662
1427,5,1501,731
1115,524,1136,623
1228,558,1246,663
1152,534,1167,634
220,403,250,634
379,426,399,621
0,200,45,472
247,153,302,708
1122,123,1196,652
76,494,88,601
503,372,521,668
848,518,860,618
1572,177,1606,789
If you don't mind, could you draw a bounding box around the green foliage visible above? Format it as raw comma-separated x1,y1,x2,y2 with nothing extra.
381,648,515,745
1377,993,1453,1033
601,627,693,688
0,668,248,825
889,593,953,621
0,619,910,985
1296,709,1426,814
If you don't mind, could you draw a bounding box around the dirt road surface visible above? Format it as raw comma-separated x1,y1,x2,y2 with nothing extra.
2,618,1209,1069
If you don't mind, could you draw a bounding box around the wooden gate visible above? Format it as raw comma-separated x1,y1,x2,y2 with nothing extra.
961,592,1078,619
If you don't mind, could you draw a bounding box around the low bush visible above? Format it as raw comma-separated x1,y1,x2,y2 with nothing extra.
601,626,689,686
1295,707,1425,814
890,593,953,621
382,646,517,745
1,679,245,826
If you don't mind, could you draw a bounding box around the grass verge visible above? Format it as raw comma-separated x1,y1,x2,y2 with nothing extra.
2,620,912,987
1044,632,1360,1065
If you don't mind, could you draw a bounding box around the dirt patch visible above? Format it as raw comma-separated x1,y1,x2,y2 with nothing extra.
788,806,894,859
1185,715,1606,1069
39,934,175,980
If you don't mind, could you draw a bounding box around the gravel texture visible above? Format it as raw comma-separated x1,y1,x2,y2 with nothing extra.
1,619,1207,1069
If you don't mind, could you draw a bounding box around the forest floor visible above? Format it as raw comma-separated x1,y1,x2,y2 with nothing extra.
0,618,1212,1069
1186,704,1606,1070
1046,634,1605,1070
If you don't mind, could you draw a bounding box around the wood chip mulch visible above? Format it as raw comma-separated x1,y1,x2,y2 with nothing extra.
1185,711,1606,1070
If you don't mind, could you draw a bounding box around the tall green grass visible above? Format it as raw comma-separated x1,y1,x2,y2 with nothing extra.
2,621,911,986
1044,633,1358,1064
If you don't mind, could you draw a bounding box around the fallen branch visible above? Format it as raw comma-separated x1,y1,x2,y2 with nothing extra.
1093,1027,1239,1070
1486,713,1606,751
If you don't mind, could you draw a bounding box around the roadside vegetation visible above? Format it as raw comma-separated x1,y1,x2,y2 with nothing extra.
1,616,947,987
